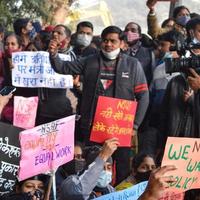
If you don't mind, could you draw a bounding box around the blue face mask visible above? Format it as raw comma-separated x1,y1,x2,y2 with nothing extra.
176,15,190,27
163,52,173,60
28,27,36,40
192,37,200,44
96,170,112,188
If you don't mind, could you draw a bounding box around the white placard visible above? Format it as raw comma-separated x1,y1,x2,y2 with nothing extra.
12,51,73,88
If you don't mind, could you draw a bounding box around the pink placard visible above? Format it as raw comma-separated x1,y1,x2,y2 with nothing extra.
13,96,38,129
18,115,75,181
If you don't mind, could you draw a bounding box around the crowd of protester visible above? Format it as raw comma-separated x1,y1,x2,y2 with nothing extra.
0,0,200,199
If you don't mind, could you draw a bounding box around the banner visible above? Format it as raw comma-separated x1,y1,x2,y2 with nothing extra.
94,181,147,200
161,137,200,192
12,51,73,88
18,115,75,181
90,96,137,147
13,96,38,129
0,122,23,196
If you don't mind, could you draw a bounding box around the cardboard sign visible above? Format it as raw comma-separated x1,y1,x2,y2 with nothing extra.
12,51,73,88
95,181,147,200
90,96,137,147
18,115,75,181
13,96,38,129
160,192,185,200
0,122,23,196
161,137,200,192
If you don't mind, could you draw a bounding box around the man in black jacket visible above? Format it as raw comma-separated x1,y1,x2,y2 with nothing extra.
49,26,149,184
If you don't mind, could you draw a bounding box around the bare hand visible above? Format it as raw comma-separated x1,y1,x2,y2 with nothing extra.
141,165,177,199
98,138,119,162
187,68,200,92
146,0,157,10
0,94,12,113
48,39,59,56
183,89,194,102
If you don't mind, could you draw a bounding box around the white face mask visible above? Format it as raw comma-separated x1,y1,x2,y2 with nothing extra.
96,170,112,188
192,37,200,44
101,48,120,60
76,34,92,47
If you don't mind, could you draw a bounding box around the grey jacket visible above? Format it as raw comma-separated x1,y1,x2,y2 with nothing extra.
59,157,114,200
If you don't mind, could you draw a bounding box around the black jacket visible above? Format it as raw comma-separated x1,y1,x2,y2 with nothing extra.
160,74,199,139
50,52,149,131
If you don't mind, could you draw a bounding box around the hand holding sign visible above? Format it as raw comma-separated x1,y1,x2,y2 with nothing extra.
139,165,177,200
146,0,158,9
98,138,119,162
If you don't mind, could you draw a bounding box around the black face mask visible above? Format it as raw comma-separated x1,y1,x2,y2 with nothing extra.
62,159,86,175
135,170,152,182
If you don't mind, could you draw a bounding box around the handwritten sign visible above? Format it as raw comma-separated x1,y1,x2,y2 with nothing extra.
161,137,200,192
0,122,23,196
160,192,185,200
18,115,75,181
95,181,147,200
13,96,38,129
90,96,137,147
12,51,73,88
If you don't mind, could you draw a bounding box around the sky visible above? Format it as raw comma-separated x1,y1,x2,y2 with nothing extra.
69,0,200,35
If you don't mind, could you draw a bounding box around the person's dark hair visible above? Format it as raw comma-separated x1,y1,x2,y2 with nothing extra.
101,26,125,40
32,21,42,33
4,32,23,47
125,22,142,36
38,30,51,50
15,175,49,191
132,152,155,171
84,145,112,166
172,5,190,19
157,30,184,44
76,21,93,32
186,17,200,42
13,18,30,36
54,24,71,37
161,18,174,28
190,12,200,19
186,17,200,33
91,35,102,49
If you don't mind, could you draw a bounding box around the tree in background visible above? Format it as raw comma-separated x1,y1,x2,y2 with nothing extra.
0,0,75,29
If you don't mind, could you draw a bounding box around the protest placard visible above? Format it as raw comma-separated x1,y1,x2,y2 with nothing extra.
12,51,73,88
13,96,38,129
161,137,200,192
0,122,23,196
90,96,137,147
160,191,185,200
18,115,75,181
94,181,147,200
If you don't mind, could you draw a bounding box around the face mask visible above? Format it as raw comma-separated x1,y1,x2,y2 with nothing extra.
62,159,86,175
163,52,173,60
176,15,190,27
101,48,120,60
126,31,140,43
28,27,36,40
96,170,112,188
76,34,92,47
4,49,20,58
135,170,152,182
192,37,200,44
